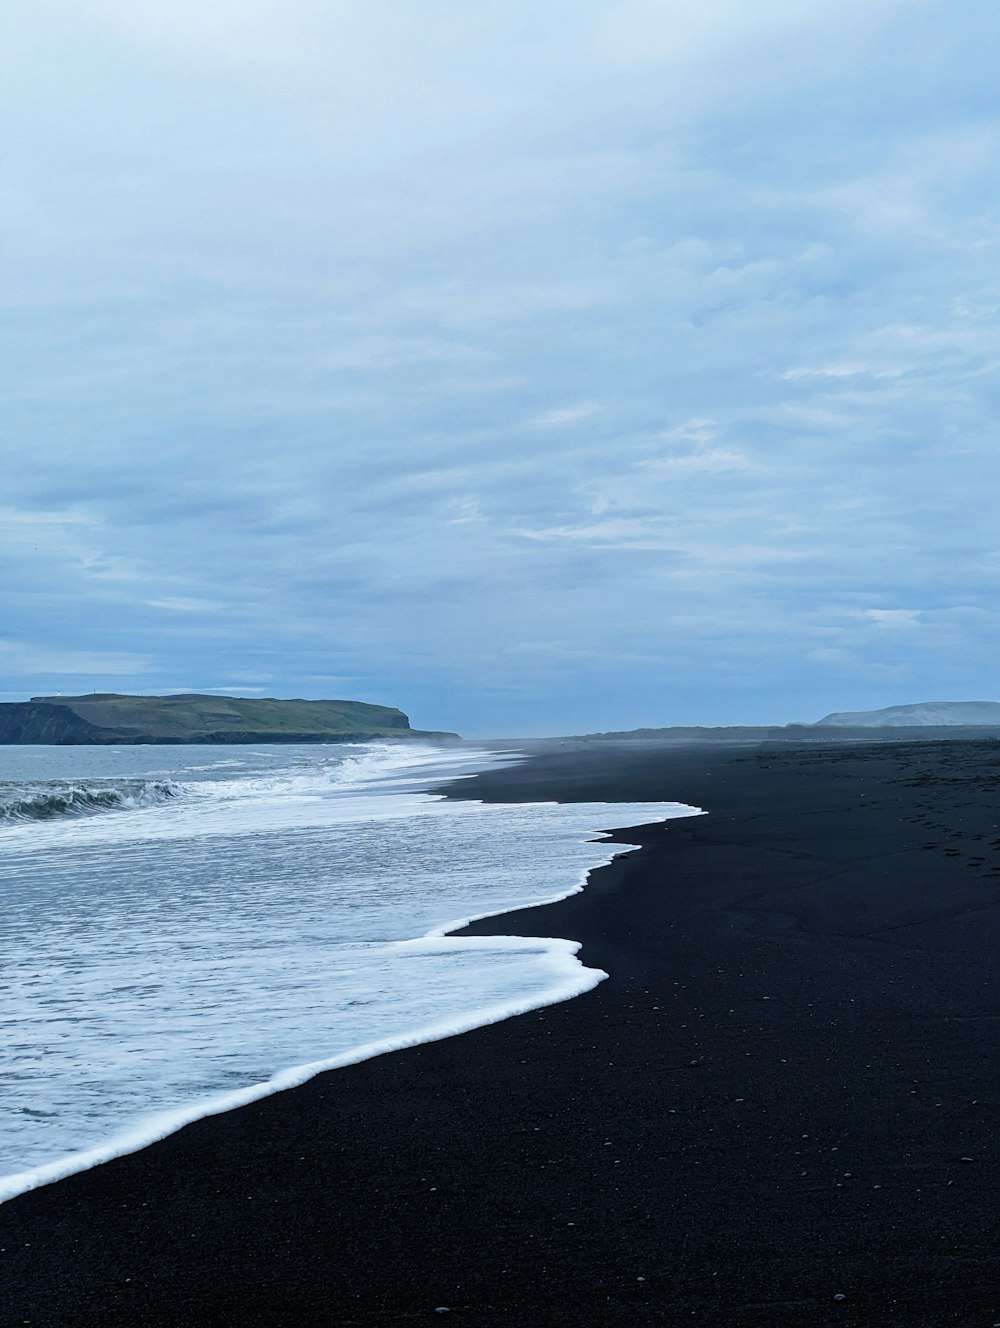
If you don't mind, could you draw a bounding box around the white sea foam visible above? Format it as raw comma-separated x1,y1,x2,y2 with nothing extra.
0,933,603,1205
0,741,700,1203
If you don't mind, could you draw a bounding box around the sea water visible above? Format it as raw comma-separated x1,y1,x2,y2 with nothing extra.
0,741,698,1201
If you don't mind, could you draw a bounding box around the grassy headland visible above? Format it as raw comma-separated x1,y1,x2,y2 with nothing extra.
0,693,457,745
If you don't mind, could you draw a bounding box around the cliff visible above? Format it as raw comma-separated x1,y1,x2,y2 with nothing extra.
0,694,458,745
815,701,1000,727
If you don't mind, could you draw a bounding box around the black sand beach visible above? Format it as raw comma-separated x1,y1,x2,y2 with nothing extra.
5,738,1000,1325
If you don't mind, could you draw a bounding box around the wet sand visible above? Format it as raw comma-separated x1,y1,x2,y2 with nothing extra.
4,738,1000,1325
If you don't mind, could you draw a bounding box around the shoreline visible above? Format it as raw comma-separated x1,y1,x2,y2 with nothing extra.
0,808,689,1209
0,737,699,1207
4,737,1000,1323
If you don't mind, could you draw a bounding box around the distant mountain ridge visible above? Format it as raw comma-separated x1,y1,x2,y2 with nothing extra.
815,701,1000,728
0,693,458,745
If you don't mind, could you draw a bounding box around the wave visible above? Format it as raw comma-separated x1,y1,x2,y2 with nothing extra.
0,780,182,824
0,804,702,1206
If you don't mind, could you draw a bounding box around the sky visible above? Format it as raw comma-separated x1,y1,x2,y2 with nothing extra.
3,1,1000,736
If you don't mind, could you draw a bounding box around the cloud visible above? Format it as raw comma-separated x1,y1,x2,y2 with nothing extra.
2,2,1000,730
530,403,599,428
0,641,152,678
145,598,222,613
861,609,924,630
782,364,906,381
164,684,271,694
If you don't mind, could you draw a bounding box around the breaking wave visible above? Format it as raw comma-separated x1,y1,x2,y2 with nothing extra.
0,780,182,824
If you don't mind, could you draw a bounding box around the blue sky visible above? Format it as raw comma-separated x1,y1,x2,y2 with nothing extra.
3,1,1000,736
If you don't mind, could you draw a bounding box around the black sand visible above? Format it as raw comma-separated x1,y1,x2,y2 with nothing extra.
4,738,1000,1325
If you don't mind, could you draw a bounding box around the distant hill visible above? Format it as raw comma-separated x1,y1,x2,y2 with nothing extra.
571,725,902,744
815,702,1000,728
0,694,458,745
571,715,1000,745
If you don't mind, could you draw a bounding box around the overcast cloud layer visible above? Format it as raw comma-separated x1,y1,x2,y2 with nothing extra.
3,1,1000,735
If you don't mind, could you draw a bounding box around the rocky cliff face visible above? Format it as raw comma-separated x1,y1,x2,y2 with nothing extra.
0,702,111,745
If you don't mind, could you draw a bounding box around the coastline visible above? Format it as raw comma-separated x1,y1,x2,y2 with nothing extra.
4,737,1000,1324
0,737,698,1206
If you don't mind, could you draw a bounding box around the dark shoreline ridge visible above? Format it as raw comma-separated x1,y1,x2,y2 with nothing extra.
5,736,1000,1324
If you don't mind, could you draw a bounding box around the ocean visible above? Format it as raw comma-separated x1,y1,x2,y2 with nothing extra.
0,741,698,1202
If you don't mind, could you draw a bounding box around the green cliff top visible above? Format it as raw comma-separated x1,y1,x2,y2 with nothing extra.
1,693,457,744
